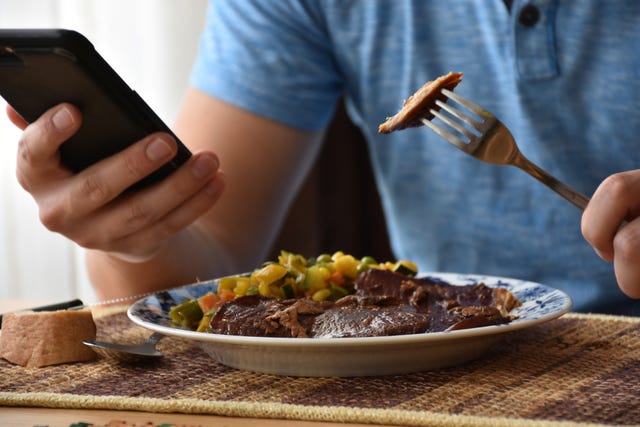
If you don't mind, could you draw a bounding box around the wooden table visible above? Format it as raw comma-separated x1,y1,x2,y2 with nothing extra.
2,299,639,427
0,300,389,427
0,407,383,427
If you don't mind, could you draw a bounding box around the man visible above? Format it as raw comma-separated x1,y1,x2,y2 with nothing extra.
7,1,640,313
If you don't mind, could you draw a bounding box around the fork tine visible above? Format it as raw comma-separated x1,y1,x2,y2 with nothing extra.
434,99,483,133
429,108,477,141
441,88,492,119
420,117,468,150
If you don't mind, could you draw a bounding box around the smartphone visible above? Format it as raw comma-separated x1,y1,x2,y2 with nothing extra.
0,29,192,189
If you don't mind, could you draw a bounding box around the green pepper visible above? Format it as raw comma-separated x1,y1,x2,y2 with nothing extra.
282,283,295,299
360,255,377,265
329,282,350,301
196,314,213,333
316,253,332,264
393,262,418,277
169,299,203,330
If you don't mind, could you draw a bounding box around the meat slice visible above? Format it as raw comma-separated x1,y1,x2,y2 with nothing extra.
209,295,329,338
355,269,520,332
311,295,429,338
354,269,444,310
378,71,463,134
446,306,512,331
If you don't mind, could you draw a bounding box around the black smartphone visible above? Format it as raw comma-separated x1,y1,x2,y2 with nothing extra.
0,29,191,189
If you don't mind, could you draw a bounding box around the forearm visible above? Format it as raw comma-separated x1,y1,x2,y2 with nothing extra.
86,226,235,300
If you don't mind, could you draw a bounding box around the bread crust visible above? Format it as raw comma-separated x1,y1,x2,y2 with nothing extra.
0,309,97,367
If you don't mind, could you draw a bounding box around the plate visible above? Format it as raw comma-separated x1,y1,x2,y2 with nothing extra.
128,273,572,377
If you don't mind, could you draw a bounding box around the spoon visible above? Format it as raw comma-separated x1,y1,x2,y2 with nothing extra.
83,332,165,363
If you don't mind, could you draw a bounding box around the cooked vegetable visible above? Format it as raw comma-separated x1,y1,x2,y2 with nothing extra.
169,299,203,330
393,260,418,277
197,292,220,313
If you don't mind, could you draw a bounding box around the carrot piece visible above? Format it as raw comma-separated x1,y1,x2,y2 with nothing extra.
197,292,220,313
328,271,346,286
217,292,236,307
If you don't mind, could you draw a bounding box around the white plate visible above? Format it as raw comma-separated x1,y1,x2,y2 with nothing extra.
128,273,572,377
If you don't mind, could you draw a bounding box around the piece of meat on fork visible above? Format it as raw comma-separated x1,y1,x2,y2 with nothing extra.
378,71,463,134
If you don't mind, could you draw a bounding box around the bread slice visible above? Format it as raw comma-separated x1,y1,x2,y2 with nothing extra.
378,71,463,134
0,309,97,367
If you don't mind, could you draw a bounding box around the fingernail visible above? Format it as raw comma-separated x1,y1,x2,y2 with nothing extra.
591,245,614,262
204,173,225,196
145,138,173,162
52,107,73,131
191,155,218,179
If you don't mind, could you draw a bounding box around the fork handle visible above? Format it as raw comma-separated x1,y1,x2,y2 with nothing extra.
514,156,590,211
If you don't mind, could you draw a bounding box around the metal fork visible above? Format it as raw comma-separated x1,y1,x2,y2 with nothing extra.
421,88,589,210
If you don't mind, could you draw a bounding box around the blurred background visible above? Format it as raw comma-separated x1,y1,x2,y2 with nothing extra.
0,0,208,302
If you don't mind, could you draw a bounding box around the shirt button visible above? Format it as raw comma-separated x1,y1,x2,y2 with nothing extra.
518,4,540,26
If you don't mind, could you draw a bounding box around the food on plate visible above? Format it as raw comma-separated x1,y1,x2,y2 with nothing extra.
0,309,97,367
169,251,520,337
170,251,418,331
378,71,463,134
209,269,519,338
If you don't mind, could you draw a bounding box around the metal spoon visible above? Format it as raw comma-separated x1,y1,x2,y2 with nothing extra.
83,332,165,363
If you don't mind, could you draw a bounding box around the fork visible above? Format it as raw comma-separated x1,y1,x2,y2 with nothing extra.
421,88,590,210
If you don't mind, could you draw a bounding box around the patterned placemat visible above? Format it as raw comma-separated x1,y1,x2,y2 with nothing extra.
1,309,639,427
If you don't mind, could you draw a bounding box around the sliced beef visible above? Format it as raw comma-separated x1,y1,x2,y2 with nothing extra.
355,269,520,332
354,269,442,310
311,294,429,338
446,306,512,331
209,295,328,338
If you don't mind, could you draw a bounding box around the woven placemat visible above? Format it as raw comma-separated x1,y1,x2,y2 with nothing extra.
1,309,639,427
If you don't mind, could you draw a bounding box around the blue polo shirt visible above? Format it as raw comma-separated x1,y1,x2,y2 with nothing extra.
191,0,640,313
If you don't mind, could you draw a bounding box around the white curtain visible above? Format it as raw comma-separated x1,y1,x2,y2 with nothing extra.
0,0,208,303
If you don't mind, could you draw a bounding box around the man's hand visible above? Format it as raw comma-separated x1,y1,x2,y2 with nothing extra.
8,102,225,263
582,170,640,298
